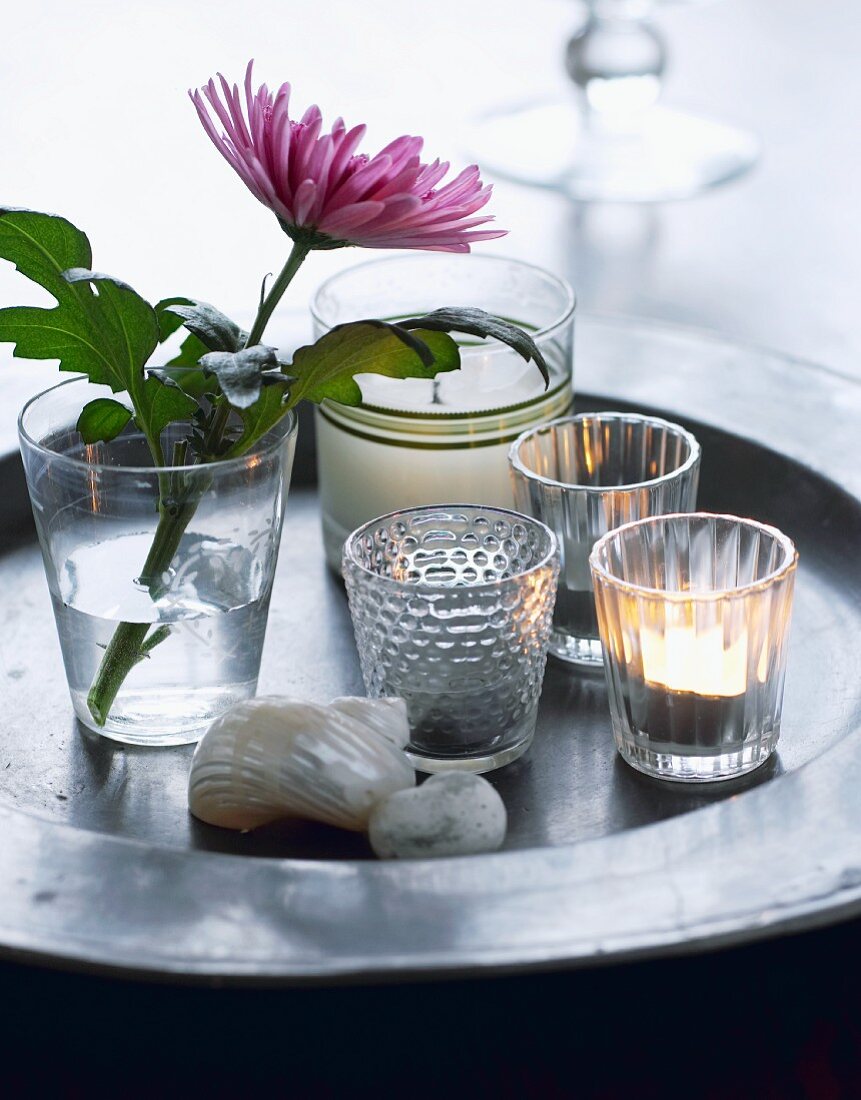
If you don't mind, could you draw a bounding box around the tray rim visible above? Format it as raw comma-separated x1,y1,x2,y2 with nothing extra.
2,313,861,986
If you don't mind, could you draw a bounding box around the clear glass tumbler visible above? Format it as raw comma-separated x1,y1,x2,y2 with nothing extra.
312,254,576,571
342,505,560,773
590,512,798,782
509,412,700,667
19,378,297,747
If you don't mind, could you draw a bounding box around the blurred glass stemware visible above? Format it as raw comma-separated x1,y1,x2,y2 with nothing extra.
467,0,759,202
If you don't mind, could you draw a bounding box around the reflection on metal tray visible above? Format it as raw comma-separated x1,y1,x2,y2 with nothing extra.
0,315,860,984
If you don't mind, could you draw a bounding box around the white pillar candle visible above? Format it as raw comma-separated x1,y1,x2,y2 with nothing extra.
310,255,577,570
317,372,572,570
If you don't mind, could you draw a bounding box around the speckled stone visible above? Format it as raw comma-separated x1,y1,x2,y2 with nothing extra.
368,772,507,859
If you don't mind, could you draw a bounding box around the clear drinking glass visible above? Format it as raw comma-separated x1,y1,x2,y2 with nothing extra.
19,377,297,747
312,254,576,570
590,512,798,782
509,412,700,668
342,504,560,773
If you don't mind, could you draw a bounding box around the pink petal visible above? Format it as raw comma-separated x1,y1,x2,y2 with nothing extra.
317,200,387,236
293,179,318,225
190,64,505,251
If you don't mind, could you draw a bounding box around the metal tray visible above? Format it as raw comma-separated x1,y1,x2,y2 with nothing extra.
1,315,860,984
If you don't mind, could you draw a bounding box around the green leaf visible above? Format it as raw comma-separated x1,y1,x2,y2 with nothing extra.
165,331,210,368
224,383,290,458
400,307,549,388
61,267,160,384
152,358,214,400
61,269,195,446
0,207,92,297
152,298,223,399
76,397,132,444
331,317,439,367
156,327,217,402
160,299,246,353
154,297,192,342
286,322,461,407
200,345,279,409
136,375,197,440
0,210,159,392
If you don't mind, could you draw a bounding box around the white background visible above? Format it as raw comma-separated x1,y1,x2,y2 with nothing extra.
1,0,859,423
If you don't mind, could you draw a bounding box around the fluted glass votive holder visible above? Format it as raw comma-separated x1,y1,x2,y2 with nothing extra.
343,505,560,774
509,412,700,668
590,513,798,783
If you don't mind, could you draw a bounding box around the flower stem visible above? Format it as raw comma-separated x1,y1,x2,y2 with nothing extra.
244,241,310,348
85,243,311,729
86,492,199,724
86,623,151,727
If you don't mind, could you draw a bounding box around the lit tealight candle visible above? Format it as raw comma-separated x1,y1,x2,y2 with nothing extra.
641,621,748,699
629,619,751,754
590,513,798,782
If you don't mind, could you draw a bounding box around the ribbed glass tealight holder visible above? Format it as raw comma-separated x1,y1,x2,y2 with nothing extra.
510,412,700,668
590,512,798,782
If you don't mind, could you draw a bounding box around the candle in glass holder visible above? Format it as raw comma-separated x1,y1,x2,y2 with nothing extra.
627,621,750,754
509,413,701,668
591,513,798,782
342,504,560,774
311,254,576,570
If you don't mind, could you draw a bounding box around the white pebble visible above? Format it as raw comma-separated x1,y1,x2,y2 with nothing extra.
368,772,507,859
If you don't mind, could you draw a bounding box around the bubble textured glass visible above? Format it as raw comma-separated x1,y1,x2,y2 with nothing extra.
342,505,560,774
590,513,798,783
510,412,700,667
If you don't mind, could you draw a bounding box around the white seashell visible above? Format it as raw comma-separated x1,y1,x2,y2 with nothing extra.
188,696,415,832
329,696,410,750
368,773,507,860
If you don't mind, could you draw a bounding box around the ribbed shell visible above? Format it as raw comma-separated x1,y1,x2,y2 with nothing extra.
188,696,415,831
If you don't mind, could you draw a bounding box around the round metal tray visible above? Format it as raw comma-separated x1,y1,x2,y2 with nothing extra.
1,315,860,984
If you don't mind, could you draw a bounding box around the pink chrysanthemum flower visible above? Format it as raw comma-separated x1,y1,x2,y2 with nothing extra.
191,62,505,253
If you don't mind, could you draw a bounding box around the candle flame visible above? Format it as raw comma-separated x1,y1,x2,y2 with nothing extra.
641,621,748,698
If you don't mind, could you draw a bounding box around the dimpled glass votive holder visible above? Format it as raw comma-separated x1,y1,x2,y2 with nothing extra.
590,512,798,783
509,412,700,668
343,505,560,773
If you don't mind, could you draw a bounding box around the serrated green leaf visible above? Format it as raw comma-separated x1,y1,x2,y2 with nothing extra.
0,212,157,391
286,323,461,407
76,397,132,444
60,269,196,449
400,307,549,388
155,319,219,400
0,207,92,297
